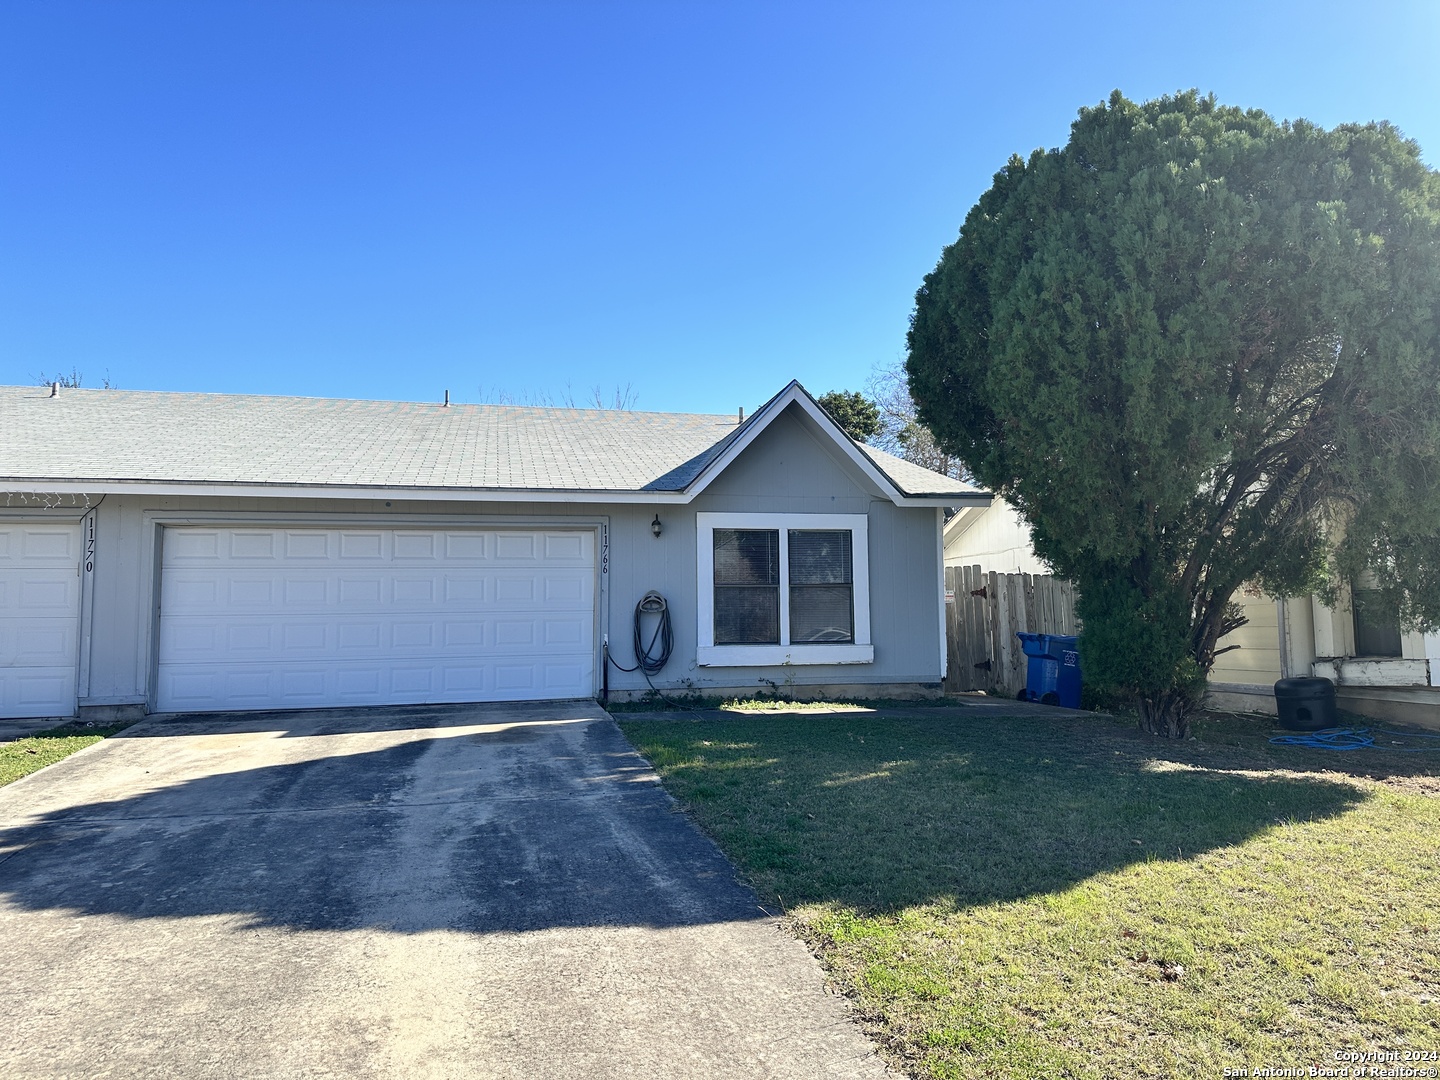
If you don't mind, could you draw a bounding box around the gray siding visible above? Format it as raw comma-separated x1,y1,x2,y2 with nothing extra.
625,405,945,694
66,404,944,711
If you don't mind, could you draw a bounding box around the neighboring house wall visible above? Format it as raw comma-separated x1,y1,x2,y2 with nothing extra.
940,499,1438,727
1208,588,1440,727
1207,593,1286,715
1209,593,1283,687
943,499,1050,576
938,491,1440,725
68,406,946,714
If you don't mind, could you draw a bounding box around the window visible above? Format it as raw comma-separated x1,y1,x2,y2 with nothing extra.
697,513,872,666
1352,588,1403,657
787,530,853,643
713,529,780,644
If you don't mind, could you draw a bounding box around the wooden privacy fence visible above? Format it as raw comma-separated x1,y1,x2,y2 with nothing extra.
944,566,1079,696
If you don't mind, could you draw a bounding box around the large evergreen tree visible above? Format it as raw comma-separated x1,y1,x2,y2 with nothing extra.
816,389,882,441
907,91,1440,736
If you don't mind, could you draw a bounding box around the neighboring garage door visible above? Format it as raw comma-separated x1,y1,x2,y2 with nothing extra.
157,527,596,713
0,523,81,719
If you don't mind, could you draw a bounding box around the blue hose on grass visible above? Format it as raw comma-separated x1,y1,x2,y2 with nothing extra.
1269,728,1440,752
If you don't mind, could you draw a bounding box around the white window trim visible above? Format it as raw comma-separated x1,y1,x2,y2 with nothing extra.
696,512,872,667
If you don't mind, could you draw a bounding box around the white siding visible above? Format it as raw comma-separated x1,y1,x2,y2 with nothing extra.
944,499,1050,576
1210,594,1283,686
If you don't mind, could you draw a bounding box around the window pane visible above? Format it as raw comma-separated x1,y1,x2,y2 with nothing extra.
790,585,854,643
788,530,852,585
715,586,780,644
1353,588,1402,657
714,529,779,585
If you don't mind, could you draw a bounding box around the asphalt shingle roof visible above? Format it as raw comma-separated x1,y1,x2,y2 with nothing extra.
0,384,978,498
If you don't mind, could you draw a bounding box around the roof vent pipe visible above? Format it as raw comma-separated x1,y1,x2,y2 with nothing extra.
51,382,60,398
738,406,744,422
443,389,450,407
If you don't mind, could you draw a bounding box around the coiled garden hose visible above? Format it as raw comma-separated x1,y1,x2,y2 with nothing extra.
1269,727,1440,752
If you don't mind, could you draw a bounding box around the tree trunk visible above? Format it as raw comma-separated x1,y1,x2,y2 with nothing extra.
1137,692,1192,739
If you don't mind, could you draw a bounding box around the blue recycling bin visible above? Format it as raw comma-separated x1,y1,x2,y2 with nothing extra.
1016,633,1082,708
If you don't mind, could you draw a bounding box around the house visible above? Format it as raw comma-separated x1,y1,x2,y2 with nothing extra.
942,497,1047,576
943,501,1440,727
1207,590,1440,727
0,380,988,720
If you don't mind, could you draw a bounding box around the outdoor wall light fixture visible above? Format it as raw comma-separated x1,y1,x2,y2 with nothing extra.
651,514,663,538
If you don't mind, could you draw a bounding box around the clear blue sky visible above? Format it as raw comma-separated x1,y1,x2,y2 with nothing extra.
2,1,1436,414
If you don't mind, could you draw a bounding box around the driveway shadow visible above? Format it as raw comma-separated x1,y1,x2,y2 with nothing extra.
0,715,765,933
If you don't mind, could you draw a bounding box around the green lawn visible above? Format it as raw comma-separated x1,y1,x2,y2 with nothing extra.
619,708,1440,1079
0,722,132,787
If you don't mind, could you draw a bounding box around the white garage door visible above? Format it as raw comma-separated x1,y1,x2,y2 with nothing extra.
0,523,81,719
157,527,596,713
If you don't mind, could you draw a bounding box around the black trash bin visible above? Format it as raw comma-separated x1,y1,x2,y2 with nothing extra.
1273,677,1337,731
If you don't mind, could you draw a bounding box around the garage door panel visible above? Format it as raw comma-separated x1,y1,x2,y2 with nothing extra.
544,533,586,560
337,622,383,650
337,668,382,697
165,530,221,560
12,671,78,707
392,622,435,648
158,619,217,656
225,624,274,652
230,531,278,559
0,620,76,666
442,577,486,603
392,578,434,603
442,620,485,647
157,527,595,712
162,575,220,610
492,664,537,691
285,531,330,559
544,577,586,603
445,533,488,560
494,534,536,560
224,670,274,700
0,569,78,616
285,579,328,605
339,533,385,559
494,577,535,602
494,619,534,646
543,617,586,646
0,525,80,718
230,579,275,605
544,663,588,692
280,670,328,699
391,667,434,694
393,533,437,559
337,577,384,604
20,528,76,560
283,623,329,650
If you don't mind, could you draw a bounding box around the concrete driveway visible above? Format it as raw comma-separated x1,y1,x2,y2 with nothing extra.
0,702,888,1079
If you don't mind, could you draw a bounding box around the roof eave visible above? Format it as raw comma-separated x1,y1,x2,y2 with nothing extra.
0,478,696,504
902,493,992,509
